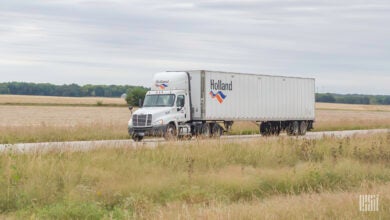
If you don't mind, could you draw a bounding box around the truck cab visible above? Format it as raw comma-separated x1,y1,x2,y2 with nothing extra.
128,72,191,141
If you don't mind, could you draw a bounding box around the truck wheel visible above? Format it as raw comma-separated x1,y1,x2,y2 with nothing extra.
287,121,299,136
211,123,222,138
132,134,144,142
271,122,281,136
260,122,271,136
299,121,307,135
164,123,177,140
200,123,211,138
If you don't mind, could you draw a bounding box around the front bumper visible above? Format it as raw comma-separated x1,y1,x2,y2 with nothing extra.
128,125,168,137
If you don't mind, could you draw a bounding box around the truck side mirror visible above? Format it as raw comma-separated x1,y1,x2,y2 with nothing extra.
138,99,143,107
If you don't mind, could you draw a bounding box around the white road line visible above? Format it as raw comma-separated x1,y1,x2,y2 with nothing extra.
0,129,388,153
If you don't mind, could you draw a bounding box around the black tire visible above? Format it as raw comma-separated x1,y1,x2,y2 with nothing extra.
299,121,307,135
287,121,299,136
271,122,281,136
164,123,177,140
200,123,211,138
260,122,271,136
211,123,222,138
132,134,144,142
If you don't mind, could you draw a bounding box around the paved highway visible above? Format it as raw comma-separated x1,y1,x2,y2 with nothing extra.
0,129,388,153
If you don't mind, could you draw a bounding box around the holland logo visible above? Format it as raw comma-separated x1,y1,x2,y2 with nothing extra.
209,91,227,103
156,83,168,90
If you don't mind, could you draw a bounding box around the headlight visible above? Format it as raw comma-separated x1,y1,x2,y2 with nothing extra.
153,119,164,125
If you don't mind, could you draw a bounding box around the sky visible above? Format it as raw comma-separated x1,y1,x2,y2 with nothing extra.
0,0,389,95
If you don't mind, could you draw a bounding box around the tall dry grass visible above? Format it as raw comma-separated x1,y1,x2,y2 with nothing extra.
0,123,128,144
1,133,389,219
155,183,390,220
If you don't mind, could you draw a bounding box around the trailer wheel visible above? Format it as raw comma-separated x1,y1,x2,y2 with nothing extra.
299,121,308,135
164,123,177,140
260,122,271,136
132,134,144,142
287,121,299,136
211,123,222,138
271,122,281,136
200,123,211,138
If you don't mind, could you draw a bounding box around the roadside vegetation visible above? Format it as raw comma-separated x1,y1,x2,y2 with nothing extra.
1,133,389,219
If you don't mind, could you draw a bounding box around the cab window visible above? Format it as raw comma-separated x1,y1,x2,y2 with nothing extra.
176,95,185,107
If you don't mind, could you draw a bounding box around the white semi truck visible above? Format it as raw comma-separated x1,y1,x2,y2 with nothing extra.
128,70,315,141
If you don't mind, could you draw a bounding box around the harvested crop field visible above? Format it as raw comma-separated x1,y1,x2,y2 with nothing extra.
0,95,389,143
0,95,126,106
316,102,390,111
0,106,129,127
0,105,130,144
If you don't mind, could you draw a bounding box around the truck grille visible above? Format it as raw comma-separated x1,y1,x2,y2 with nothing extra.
133,114,152,127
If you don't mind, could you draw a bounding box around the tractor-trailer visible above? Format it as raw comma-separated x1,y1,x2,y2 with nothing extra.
128,70,315,141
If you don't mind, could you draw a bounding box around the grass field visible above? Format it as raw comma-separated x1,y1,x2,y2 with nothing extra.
0,95,390,144
1,133,389,219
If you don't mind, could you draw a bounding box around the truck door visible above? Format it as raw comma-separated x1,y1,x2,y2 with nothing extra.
176,94,190,122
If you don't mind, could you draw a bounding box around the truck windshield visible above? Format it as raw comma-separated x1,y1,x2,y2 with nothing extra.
143,94,176,107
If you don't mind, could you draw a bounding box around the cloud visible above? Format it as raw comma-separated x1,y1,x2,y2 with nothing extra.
0,0,389,94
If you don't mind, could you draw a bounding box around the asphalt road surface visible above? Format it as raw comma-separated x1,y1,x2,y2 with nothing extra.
0,129,388,153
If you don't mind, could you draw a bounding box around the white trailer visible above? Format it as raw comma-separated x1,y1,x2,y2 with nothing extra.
128,70,315,141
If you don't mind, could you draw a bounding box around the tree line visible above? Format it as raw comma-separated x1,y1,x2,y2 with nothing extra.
316,93,390,105
0,82,148,98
